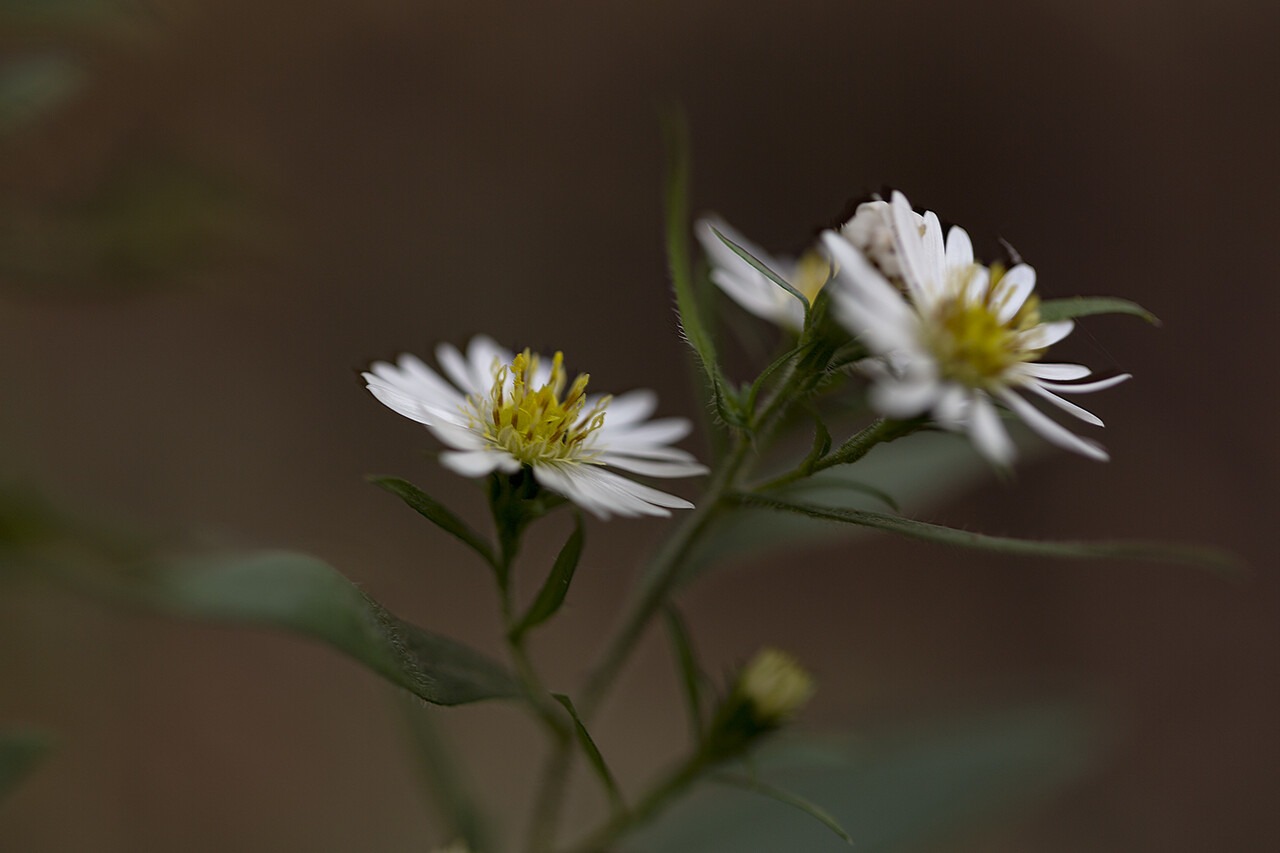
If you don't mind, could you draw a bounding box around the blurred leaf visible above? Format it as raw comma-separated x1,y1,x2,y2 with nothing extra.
0,158,264,295
626,704,1097,853
398,696,492,852
734,493,1241,571
1038,296,1159,325
0,729,54,801
511,513,583,640
140,551,521,705
554,693,625,811
0,54,85,135
0,0,154,31
2,501,521,706
372,476,496,568
663,605,706,740
707,772,852,846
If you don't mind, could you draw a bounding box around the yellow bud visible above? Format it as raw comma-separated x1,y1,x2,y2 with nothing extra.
738,647,815,723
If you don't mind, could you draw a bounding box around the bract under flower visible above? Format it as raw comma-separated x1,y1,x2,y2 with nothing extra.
364,336,708,519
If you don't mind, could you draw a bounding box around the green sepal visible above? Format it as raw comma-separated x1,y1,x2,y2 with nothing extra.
1038,296,1160,325
371,476,496,568
510,513,584,641
733,493,1241,571
709,225,810,315
0,729,54,801
553,693,625,812
707,772,853,846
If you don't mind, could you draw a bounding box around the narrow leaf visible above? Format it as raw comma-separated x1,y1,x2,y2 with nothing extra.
710,225,810,312
734,493,1241,572
663,605,706,740
663,111,732,420
708,772,853,845
371,476,496,568
553,693,625,811
0,729,54,801
399,696,491,852
1038,296,1159,325
511,514,584,640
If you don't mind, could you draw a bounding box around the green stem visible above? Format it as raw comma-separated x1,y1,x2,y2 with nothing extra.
559,752,708,853
754,417,920,492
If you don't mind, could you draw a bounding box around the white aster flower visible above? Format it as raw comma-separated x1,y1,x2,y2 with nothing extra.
822,190,1130,466
695,216,834,331
363,336,708,519
839,198,920,281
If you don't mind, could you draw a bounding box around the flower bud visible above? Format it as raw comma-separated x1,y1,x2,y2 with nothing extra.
738,647,816,724
703,648,814,761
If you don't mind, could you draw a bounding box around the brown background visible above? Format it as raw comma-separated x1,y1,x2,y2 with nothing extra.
2,1,1278,851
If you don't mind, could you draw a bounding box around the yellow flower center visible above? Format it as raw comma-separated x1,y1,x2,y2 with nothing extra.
470,350,609,465
927,265,1044,389
791,249,835,303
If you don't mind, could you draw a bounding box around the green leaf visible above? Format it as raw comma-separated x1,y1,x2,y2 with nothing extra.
626,703,1097,853
734,493,1241,571
0,729,54,801
1038,296,1159,325
663,111,732,423
663,605,706,741
709,225,810,313
144,551,521,705
707,773,852,845
554,693,625,811
398,696,492,852
511,514,584,640
371,476,496,568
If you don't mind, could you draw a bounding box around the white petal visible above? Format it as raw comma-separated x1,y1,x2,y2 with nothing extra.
998,389,1109,461
1035,373,1132,394
932,383,970,429
945,225,974,270
597,453,709,478
440,449,520,478
869,376,941,418
1018,320,1075,350
920,211,947,297
365,381,438,426
600,389,658,427
1024,382,1105,426
889,191,932,307
1014,362,1091,381
369,354,463,408
533,464,691,519
598,417,692,450
423,417,487,451
990,264,1037,325
466,336,513,389
969,392,1016,466
436,342,484,396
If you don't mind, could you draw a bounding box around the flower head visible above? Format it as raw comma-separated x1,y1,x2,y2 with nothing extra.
364,336,707,518
823,191,1130,465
